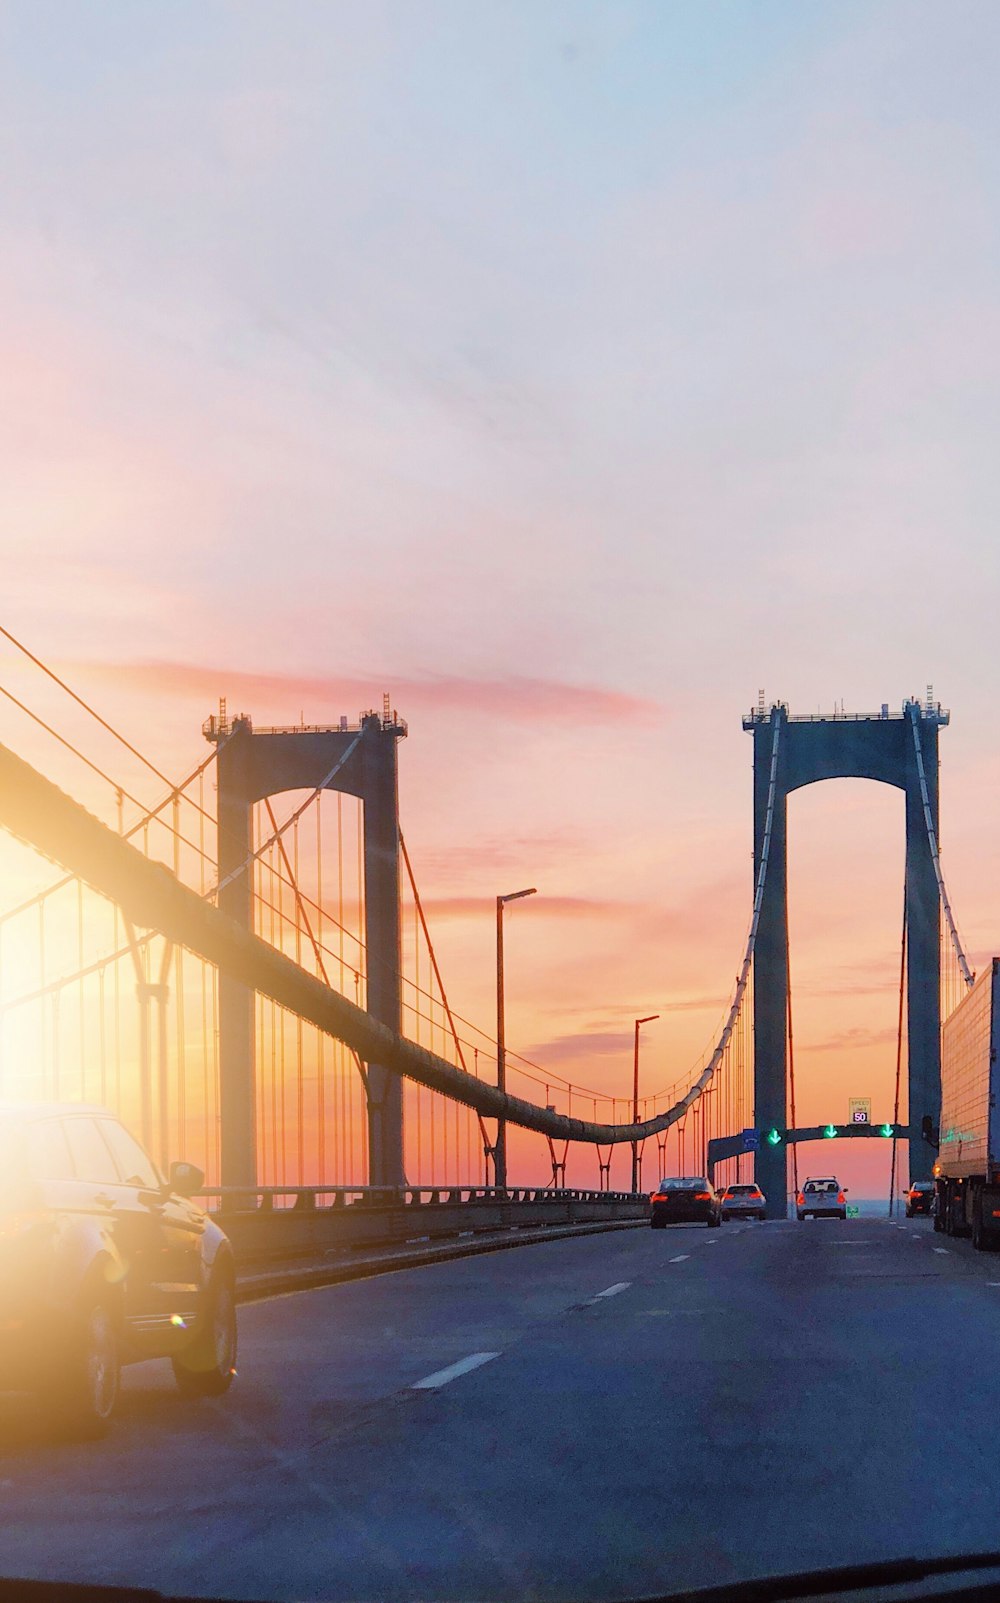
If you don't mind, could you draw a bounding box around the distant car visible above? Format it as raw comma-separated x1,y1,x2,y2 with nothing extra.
905,1180,935,1217
796,1176,847,1221
0,1101,237,1436
649,1177,721,1228
719,1182,766,1221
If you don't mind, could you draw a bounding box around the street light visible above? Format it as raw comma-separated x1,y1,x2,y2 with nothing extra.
496,887,537,1190
632,1014,659,1193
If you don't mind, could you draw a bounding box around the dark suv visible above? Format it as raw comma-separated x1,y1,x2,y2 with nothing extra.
0,1101,236,1435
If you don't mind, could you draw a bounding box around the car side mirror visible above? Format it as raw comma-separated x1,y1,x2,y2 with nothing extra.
168,1160,205,1198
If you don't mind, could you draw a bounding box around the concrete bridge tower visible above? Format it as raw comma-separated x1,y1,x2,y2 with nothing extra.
205,703,407,1191
745,698,945,1217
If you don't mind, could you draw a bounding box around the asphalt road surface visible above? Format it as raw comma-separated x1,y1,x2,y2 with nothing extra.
0,1215,999,1601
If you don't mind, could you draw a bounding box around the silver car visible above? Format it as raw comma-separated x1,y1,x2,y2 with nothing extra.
719,1182,766,1221
796,1176,847,1220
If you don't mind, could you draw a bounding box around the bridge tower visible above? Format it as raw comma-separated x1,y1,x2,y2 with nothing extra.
745,699,945,1218
205,705,407,1191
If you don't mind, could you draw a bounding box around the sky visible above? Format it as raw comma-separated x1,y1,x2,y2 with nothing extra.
3,0,1000,1195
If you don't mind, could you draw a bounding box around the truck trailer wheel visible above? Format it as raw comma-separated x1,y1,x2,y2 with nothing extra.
973,1190,1000,1252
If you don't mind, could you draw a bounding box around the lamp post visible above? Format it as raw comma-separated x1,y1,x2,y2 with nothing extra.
496,887,536,1189
632,1014,659,1193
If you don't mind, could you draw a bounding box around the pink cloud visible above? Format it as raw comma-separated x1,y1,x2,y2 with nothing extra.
71,660,659,726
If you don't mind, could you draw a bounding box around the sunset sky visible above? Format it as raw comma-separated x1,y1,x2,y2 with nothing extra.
4,1,1000,1195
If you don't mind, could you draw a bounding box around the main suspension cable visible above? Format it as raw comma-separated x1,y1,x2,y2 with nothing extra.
907,701,973,988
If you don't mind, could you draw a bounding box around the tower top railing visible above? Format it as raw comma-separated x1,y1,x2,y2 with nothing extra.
743,700,950,729
203,699,407,744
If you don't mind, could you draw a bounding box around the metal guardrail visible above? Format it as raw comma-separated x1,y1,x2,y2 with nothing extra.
199,1186,650,1267
202,1184,645,1209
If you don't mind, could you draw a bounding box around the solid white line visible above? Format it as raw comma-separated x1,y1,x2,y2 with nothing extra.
590,1282,631,1301
933,1247,950,1255
411,1352,501,1390
668,1254,690,1264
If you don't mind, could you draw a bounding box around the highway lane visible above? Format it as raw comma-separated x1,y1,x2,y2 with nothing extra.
1,1217,1000,1599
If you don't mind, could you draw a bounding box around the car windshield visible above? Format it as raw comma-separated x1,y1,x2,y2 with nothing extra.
0,3,993,1599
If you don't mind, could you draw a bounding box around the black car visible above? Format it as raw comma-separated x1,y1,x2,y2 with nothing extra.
905,1180,935,1217
0,1101,236,1435
649,1177,721,1228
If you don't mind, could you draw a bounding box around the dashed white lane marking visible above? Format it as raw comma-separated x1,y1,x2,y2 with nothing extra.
411,1352,501,1390
668,1254,690,1264
933,1247,950,1255
588,1282,631,1303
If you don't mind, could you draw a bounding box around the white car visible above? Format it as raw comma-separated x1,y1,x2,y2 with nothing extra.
719,1182,766,1221
796,1176,847,1220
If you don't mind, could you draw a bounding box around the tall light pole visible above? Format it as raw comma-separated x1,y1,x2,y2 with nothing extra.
496,887,536,1190
632,1014,659,1193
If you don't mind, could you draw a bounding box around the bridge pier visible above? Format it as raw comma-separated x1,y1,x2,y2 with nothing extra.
211,708,407,1192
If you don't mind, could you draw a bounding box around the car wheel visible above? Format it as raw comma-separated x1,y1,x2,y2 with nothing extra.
839,1211,847,1221
650,1217,665,1230
172,1267,237,1399
56,1297,120,1438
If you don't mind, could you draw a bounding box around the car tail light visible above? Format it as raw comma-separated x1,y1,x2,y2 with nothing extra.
796,1193,805,1205
694,1192,711,1201
837,1192,846,1204
0,1210,43,1241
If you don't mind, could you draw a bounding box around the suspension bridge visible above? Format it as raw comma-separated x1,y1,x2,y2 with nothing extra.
0,636,975,1226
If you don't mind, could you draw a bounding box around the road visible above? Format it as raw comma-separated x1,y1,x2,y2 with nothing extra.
0,1215,999,1600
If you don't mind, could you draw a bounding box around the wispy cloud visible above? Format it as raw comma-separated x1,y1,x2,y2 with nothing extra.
73,661,659,726
801,1026,897,1053
523,1030,633,1066
418,894,633,922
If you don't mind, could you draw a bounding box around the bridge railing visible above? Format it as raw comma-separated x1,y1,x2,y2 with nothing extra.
199,1184,650,1268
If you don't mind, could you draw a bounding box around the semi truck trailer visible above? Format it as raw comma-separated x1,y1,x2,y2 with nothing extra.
935,957,1000,1249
